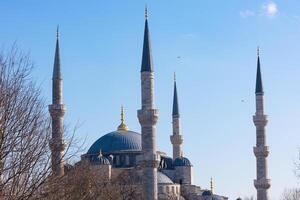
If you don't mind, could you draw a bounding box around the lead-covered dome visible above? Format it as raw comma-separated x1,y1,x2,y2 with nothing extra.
157,172,173,184
202,190,212,196
88,107,142,154
173,156,192,167
87,130,141,154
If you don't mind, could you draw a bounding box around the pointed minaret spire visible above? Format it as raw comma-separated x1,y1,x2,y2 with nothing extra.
255,46,264,95
141,6,153,72
49,27,66,177
172,73,179,117
53,25,62,82
170,73,183,160
253,47,270,200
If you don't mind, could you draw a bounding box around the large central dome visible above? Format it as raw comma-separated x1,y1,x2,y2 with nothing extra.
88,107,142,154
87,130,141,154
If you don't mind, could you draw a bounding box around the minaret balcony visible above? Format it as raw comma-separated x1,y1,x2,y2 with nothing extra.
49,104,66,111
137,109,159,125
254,178,271,189
49,139,65,151
253,146,269,157
253,115,268,126
170,135,183,145
49,104,66,116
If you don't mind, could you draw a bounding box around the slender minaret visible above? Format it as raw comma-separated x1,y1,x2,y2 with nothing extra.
49,27,66,177
253,47,270,200
170,73,183,159
137,7,159,200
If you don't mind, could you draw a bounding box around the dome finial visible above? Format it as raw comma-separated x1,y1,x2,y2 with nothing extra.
210,177,214,194
118,106,129,131
56,25,59,39
174,72,176,82
145,5,148,19
257,46,260,57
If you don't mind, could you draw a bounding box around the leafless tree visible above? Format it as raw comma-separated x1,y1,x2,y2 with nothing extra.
0,46,53,199
47,161,142,200
281,189,300,200
0,46,81,200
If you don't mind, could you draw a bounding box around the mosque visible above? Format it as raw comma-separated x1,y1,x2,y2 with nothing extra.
48,8,270,200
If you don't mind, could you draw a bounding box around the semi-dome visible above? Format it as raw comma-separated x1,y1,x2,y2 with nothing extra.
88,130,141,154
157,171,173,184
173,157,192,167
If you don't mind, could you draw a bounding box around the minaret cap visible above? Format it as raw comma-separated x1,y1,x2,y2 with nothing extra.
210,177,214,194
145,5,148,19
174,72,176,82
255,46,264,95
141,6,154,72
172,73,180,117
118,106,129,131
56,25,59,39
53,26,62,80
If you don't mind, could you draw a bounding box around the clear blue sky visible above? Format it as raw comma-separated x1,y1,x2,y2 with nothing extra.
1,0,300,199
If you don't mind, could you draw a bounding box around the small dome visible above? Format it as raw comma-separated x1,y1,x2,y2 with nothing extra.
87,130,141,154
173,157,192,167
159,156,174,170
157,172,173,184
90,153,110,165
202,190,212,196
236,198,242,200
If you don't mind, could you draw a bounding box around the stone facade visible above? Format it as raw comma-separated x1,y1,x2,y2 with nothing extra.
174,166,194,185
138,71,159,200
171,117,183,159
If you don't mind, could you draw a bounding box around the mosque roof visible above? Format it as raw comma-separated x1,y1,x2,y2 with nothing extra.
159,156,174,170
90,152,111,165
202,190,213,196
173,156,192,167
87,130,141,154
88,107,142,154
157,171,174,184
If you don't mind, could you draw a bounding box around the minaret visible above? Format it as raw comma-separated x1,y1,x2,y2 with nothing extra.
253,47,270,200
137,7,159,200
49,27,66,177
170,73,183,159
